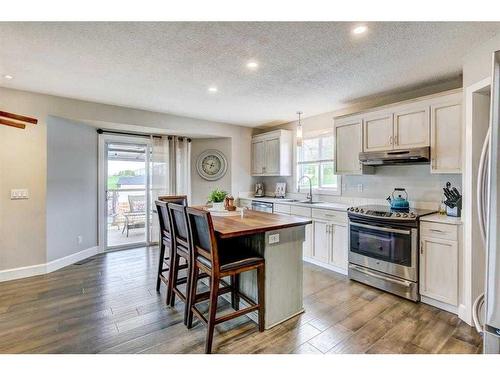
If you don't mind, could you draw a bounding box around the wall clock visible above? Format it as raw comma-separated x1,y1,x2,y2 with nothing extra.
196,149,228,181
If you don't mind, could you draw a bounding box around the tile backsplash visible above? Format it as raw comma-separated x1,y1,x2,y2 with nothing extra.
249,164,462,210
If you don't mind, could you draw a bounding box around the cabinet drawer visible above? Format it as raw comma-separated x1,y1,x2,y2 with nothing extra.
312,208,347,223
273,204,291,214
290,206,311,218
420,221,458,241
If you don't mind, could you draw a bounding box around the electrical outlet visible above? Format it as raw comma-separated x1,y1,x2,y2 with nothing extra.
357,184,363,192
269,233,280,244
10,189,29,200
77,235,83,245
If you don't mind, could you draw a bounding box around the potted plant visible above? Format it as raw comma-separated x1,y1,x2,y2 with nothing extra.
208,188,228,211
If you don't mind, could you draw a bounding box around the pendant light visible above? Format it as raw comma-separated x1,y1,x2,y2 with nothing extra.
296,111,303,147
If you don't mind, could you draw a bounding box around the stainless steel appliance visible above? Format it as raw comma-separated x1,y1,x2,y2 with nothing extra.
473,50,500,354
255,183,265,197
347,205,435,301
251,200,273,213
359,146,430,166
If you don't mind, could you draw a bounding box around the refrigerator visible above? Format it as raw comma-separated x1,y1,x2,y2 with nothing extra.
475,50,500,354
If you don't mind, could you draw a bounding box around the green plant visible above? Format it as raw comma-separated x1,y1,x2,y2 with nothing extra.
208,188,227,203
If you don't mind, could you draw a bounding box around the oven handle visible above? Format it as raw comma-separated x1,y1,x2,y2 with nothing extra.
349,264,412,287
350,222,411,235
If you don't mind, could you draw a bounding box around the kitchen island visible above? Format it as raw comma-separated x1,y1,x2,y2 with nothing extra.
208,209,312,329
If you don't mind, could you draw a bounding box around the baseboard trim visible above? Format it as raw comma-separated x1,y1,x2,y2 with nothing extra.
303,257,348,276
421,295,458,315
0,246,99,283
46,246,100,273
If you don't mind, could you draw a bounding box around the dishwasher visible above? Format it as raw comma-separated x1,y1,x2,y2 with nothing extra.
251,200,274,213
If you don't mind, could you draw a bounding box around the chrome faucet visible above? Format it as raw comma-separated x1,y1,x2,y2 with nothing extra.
297,175,313,203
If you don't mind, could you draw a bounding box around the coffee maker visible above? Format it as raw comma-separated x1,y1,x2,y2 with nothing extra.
254,182,265,197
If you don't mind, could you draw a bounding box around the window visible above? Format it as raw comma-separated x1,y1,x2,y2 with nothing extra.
297,131,340,194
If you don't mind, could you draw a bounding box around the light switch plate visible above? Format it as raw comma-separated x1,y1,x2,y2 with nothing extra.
269,233,280,244
10,189,29,200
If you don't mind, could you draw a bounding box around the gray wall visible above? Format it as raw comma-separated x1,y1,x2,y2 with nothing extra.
190,138,232,205
46,116,98,262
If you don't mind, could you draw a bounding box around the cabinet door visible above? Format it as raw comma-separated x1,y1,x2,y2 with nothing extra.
363,112,394,152
420,236,458,305
251,140,265,175
329,223,348,271
393,106,430,149
303,223,313,258
313,220,329,263
430,101,462,173
264,138,280,174
335,119,363,174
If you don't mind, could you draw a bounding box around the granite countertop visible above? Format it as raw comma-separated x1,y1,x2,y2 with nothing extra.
239,196,350,212
420,213,462,225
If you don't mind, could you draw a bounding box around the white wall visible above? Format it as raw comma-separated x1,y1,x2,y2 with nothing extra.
0,87,253,272
190,138,232,205
46,116,98,262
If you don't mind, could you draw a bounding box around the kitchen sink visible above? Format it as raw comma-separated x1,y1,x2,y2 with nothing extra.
298,200,324,204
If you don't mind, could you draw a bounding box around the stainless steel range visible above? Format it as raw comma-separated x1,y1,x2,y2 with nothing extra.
347,205,435,301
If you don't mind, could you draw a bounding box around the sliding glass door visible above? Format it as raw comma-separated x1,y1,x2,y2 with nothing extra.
103,138,152,250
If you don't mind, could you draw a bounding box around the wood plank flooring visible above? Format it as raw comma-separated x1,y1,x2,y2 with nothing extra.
0,247,482,354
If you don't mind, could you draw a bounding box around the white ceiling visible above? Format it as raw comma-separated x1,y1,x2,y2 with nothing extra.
1,22,500,127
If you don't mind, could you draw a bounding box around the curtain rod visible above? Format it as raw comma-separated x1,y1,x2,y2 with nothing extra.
96,128,191,142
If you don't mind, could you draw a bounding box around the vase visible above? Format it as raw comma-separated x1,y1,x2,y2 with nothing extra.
211,202,225,211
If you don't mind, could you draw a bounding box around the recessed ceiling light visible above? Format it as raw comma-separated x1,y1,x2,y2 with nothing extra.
3,75,13,80
246,61,259,70
208,86,218,93
352,25,368,35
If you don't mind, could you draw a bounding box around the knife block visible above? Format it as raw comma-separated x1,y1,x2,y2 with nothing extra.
446,205,461,217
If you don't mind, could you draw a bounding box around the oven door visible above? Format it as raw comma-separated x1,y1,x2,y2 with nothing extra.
348,221,417,281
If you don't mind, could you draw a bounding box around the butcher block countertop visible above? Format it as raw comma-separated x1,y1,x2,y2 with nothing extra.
199,208,312,239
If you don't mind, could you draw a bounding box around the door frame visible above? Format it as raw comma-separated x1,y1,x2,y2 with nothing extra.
98,134,153,252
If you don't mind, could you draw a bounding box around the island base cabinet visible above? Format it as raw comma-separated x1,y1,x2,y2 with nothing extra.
226,227,305,329
420,236,458,307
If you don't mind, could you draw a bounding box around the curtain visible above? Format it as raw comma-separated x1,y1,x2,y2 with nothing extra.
150,136,170,242
175,137,192,203
149,135,191,243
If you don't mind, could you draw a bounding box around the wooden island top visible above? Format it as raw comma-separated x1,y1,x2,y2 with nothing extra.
196,208,312,239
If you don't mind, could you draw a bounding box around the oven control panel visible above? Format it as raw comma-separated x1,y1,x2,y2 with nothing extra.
347,207,416,220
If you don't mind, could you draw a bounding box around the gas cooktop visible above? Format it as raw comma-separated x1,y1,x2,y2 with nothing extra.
347,205,436,221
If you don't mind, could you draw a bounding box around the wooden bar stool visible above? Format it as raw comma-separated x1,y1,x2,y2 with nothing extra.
154,196,187,305
167,203,196,325
185,207,265,354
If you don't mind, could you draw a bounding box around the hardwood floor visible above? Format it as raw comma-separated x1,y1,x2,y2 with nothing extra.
0,247,482,354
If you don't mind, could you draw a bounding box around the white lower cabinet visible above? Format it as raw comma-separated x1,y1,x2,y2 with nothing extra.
312,220,330,263
330,223,348,271
311,219,348,274
419,219,460,312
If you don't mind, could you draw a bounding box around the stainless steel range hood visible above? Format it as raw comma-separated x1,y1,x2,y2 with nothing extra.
359,146,430,166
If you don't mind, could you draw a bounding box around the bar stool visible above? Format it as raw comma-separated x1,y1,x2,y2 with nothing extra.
154,196,187,305
185,207,265,354
167,202,196,325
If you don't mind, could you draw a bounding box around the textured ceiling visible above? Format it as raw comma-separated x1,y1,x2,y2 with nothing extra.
1,22,500,127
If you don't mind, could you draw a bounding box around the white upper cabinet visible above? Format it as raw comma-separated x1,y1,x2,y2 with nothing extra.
430,93,462,174
393,105,430,149
251,140,265,175
334,116,374,175
363,111,394,152
334,89,462,175
251,130,292,176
